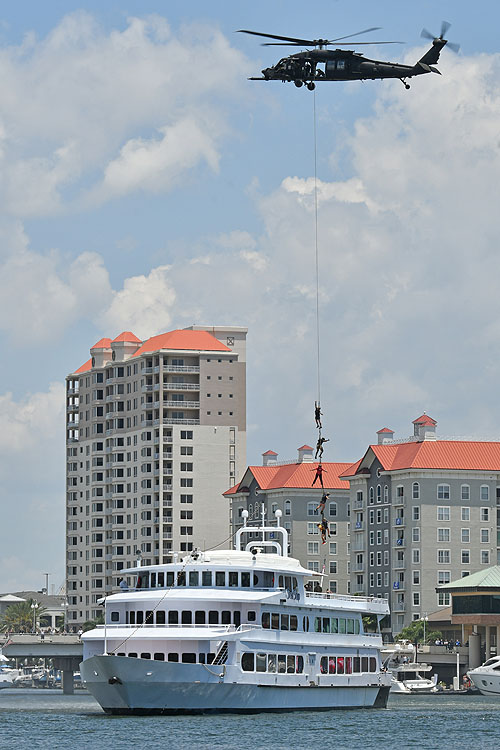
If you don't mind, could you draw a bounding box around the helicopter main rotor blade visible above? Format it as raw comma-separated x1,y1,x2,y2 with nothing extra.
326,26,381,43
262,40,403,47
237,29,319,46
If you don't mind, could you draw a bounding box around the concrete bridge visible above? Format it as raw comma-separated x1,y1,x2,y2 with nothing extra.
1,634,83,694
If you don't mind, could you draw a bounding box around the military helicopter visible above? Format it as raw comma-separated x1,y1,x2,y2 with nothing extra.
238,22,459,90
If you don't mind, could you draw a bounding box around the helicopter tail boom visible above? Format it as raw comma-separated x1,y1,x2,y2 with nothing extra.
417,38,447,67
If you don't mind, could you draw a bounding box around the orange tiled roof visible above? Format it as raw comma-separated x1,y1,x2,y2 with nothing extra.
342,441,500,476
112,331,141,343
298,444,313,451
413,413,437,426
224,462,352,495
262,450,278,456
377,427,394,434
74,358,92,374
132,329,230,356
91,337,112,349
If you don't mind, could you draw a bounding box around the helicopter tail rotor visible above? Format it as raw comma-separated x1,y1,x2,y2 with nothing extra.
421,22,460,53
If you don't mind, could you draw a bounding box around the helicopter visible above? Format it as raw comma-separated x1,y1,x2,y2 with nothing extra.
238,22,459,90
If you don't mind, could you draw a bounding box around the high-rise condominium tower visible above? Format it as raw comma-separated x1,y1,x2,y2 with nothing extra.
65,325,247,627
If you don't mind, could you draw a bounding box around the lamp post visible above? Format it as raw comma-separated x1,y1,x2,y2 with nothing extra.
61,600,68,633
423,613,428,645
31,602,39,632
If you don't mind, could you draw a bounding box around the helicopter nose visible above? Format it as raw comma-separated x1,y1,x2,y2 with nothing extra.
262,67,272,79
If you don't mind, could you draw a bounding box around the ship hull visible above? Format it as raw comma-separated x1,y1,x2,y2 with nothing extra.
81,655,390,714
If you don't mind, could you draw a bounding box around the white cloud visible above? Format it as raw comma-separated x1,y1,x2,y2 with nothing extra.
98,117,220,199
0,12,249,216
101,265,177,339
0,382,65,454
0,246,112,344
0,383,66,591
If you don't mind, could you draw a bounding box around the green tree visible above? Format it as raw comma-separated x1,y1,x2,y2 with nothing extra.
0,599,46,633
82,613,104,632
396,619,441,645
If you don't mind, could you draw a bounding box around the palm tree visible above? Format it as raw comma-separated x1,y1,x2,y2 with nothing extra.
0,599,47,633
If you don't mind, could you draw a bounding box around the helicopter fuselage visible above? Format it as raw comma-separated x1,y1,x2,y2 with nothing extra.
255,40,446,88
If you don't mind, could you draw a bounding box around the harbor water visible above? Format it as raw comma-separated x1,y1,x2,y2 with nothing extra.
0,689,499,750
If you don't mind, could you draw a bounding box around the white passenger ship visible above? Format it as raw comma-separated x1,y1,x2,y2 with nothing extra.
81,509,392,714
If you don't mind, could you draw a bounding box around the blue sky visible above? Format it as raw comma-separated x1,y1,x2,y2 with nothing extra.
1,0,500,592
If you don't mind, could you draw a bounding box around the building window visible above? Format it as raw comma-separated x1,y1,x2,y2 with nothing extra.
413,549,420,564
481,550,490,564
329,542,337,554
437,505,450,520
461,550,470,564
461,485,470,501
480,485,489,502
437,485,451,503
369,487,374,504
438,571,451,585
412,482,420,500
307,542,319,555
328,581,337,594
461,507,470,521
480,507,489,522
437,528,450,542
329,502,337,517
412,506,420,521
376,485,381,503
329,561,337,574
461,528,470,543
307,561,319,573
437,549,450,564
413,570,420,585
438,592,450,606
307,502,317,516
369,531,374,546
480,529,490,543
307,522,318,535
384,486,389,503
285,500,291,516
413,592,420,606
412,528,420,542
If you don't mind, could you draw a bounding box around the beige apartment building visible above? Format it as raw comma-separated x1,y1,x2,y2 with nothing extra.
66,325,247,626
342,414,500,638
226,446,352,595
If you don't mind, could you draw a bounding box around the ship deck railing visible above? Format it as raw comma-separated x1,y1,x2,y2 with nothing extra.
305,592,387,604
93,623,262,632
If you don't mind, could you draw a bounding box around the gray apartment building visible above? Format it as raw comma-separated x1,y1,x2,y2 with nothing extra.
65,325,247,626
226,445,352,595
342,414,500,638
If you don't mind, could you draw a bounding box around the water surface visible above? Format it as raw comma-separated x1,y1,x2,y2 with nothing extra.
0,689,498,750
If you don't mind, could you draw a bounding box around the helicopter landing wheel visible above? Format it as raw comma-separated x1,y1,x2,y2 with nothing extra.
294,80,303,87
307,82,316,91
405,83,410,90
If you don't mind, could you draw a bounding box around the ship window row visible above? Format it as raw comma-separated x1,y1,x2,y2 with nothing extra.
314,617,360,635
117,652,216,663
320,656,377,674
122,609,251,626
136,570,286,590
261,612,299,631
241,653,304,674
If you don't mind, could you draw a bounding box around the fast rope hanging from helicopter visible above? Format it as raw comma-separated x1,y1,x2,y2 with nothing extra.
310,91,331,550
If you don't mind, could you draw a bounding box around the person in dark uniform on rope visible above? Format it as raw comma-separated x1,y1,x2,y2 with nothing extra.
315,492,329,514
311,463,326,488
318,517,331,545
314,401,322,429
315,436,329,459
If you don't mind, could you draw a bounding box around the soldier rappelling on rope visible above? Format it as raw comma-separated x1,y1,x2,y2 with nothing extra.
314,401,322,429
315,435,329,459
